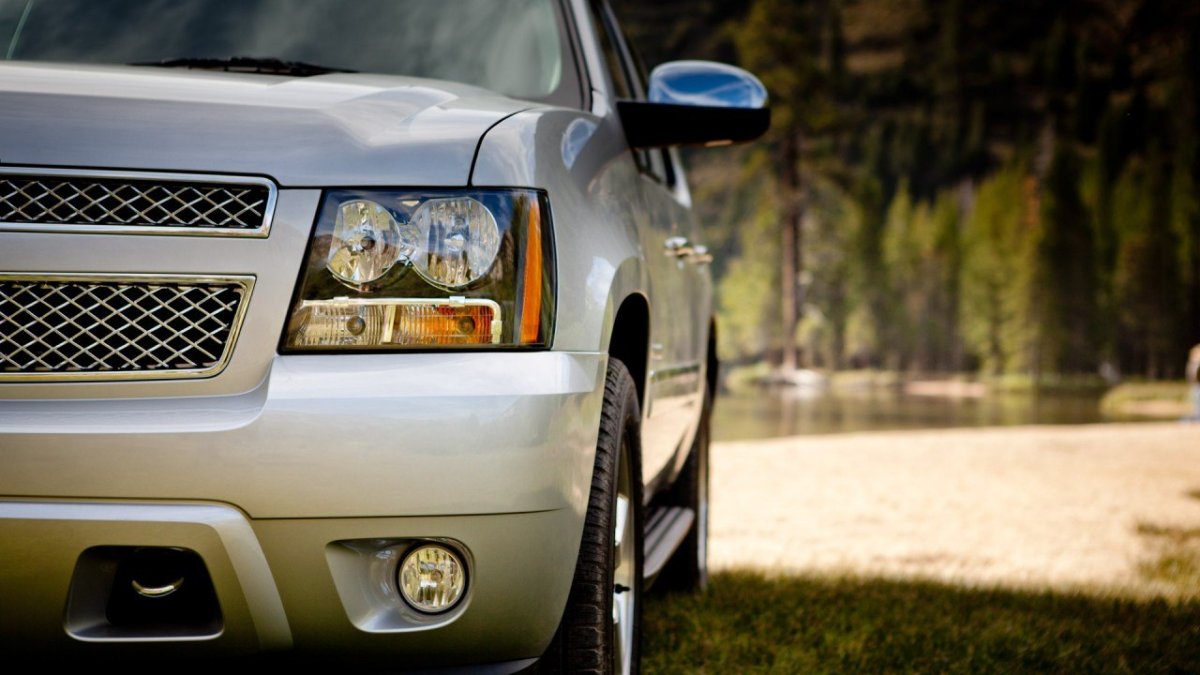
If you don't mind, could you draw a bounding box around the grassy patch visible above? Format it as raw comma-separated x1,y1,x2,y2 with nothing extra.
827,369,905,390
982,372,1109,394
1136,523,1200,542
644,571,1200,674
1139,551,1200,590
721,362,781,391
1100,381,1190,419
1137,521,1200,595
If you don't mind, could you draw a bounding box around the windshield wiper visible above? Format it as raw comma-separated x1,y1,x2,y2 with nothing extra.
129,56,357,77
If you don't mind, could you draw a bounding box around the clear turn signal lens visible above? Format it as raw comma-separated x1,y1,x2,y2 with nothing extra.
410,197,501,289
398,544,466,614
289,297,501,347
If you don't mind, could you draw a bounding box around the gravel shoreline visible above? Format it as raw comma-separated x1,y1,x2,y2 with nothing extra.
710,422,1200,597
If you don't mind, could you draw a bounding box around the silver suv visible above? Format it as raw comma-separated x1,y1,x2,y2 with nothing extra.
0,1,767,671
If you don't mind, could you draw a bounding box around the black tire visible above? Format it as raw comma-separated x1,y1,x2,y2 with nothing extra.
542,358,644,674
655,381,711,593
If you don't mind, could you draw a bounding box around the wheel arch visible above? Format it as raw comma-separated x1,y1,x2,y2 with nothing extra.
606,292,650,411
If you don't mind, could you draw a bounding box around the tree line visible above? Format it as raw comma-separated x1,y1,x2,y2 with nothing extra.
616,0,1200,380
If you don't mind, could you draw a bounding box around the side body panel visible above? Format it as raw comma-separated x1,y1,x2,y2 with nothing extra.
473,107,708,488
512,0,710,488
639,165,709,481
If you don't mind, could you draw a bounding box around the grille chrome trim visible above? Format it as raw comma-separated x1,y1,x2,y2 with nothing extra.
0,273,255,382
0,168,276,237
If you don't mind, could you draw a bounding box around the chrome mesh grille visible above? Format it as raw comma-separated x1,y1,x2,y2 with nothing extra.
0,277,250,378
0,175,270,230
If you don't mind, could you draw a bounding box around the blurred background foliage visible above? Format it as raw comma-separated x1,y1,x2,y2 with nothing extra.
614,0,1200,381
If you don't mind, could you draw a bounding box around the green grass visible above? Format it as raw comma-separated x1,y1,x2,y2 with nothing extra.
1100,381,1190,418
980,372,1110,394
643,571,1200,674
1137,521,1200,596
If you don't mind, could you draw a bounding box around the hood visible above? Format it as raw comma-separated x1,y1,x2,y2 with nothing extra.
0,62,531,186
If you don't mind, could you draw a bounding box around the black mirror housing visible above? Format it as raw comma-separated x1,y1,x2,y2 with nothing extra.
618,101,771,149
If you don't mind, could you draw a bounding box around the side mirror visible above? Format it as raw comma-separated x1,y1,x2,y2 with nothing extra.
618,60,771,149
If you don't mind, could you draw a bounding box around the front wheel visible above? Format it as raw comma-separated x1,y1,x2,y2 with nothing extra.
544,358,643,674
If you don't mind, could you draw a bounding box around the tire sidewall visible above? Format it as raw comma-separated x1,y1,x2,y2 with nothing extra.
546,358,643,674
613,388,643,674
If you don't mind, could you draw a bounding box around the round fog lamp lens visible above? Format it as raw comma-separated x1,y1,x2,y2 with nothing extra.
398,544,466,613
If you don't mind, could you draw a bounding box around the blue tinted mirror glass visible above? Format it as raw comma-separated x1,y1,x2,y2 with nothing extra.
647,60,768,109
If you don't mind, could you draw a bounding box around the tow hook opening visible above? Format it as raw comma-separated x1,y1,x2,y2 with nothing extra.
65,546,223,641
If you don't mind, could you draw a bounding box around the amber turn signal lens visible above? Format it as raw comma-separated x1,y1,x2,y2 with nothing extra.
394,302,497,346
519,199,544,344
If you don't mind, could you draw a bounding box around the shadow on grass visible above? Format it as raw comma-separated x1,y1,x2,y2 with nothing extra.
1138,521,1200,594
644,571,1200,674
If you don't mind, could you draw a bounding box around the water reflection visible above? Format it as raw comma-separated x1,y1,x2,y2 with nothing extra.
712,387,1151,441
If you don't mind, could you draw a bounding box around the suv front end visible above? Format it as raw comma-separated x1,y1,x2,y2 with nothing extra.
0,9,600,660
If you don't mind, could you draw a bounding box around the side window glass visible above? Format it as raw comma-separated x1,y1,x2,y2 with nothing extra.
597,2,670,185
587,1,631,101
659,148,677,188
622,28,650,99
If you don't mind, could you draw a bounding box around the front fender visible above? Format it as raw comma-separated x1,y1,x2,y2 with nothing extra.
472,107,648,354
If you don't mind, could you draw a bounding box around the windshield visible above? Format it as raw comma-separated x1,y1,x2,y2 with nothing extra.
0,0,577,104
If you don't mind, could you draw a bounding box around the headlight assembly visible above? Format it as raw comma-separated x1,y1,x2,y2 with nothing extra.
284,189,554,350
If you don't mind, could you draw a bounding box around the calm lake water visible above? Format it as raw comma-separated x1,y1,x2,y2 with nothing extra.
711,387,1155,441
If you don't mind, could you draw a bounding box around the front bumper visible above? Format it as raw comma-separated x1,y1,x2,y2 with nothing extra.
0,351,607,664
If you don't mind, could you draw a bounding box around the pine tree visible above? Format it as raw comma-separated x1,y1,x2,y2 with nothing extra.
1114,153,1183,377
960,163,1026,374
1030,143,1097,374
736,0,842,372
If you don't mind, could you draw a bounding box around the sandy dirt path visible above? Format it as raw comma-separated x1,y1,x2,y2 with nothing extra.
710,422,1200,594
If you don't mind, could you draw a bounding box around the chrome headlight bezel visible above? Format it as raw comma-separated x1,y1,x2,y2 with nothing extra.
282,188,555,352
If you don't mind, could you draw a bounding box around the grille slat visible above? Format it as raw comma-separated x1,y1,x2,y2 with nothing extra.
0,173,272,234
0,276,252,380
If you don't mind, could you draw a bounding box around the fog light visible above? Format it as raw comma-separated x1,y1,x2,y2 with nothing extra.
398,544,466,613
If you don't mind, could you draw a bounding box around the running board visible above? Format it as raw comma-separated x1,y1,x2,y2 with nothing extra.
642,506,695,583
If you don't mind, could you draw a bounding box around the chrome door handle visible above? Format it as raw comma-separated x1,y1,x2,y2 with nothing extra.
664,236,694,258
